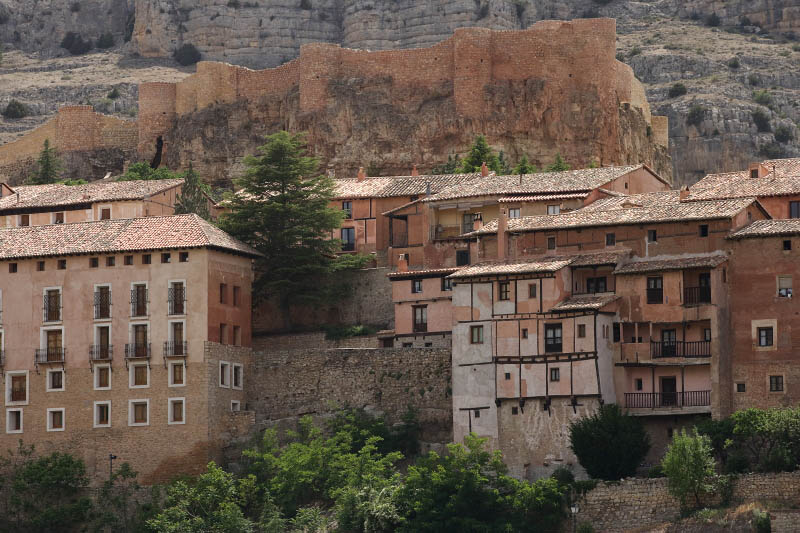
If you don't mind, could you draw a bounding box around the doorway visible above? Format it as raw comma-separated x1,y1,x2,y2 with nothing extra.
660,376,677,406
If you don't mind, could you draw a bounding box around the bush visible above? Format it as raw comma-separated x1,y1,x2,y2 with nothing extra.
668,82,687,98
686,105,706,127
96,31,115,49
752,109,772,132
774,124,793,143
753,89,773,106
569,404,651,480
550,466,575,486
759,142,785,159
705,13,721,27
753,509,771,533
173,43,201,66
727,57,740,69
629,46,642,56
2,99,29,118
662,429,716,511
748,73,760,86
578,523,596,533
107,87,120,99
60,31,92,55
227,0,241,6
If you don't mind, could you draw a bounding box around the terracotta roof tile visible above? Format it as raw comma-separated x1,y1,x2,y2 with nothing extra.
448,258,573,279
0,179,185,212
570,250,632,267
0,214,261,259
728,219,800,239
333,173,482,199
497,192,589,203
689,158,800,201
387,267,461,279
551,293,619,311
614,253,727,275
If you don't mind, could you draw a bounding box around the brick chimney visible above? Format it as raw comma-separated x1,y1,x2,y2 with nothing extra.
497,207,508,261
397,254,409,272
679,185,690,201
481,162,489,177
357,167,366,182
411,164,419,177
473,217,483,231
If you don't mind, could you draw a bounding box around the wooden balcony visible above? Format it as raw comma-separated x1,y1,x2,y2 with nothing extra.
650,340,710,358
624,390,710,409
684,286,711,306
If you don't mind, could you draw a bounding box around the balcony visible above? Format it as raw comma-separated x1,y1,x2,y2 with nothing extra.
684,286,711,306
624,390,711,409
163,341,188,357
646,288,663,304
94,291,112,319
650,340,711,358
168,288,186,316
89,345,113,361
35,348,65,364
125,343,151,359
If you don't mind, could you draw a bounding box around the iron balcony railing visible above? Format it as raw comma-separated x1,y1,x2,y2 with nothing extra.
10,386,25,402
125,343,151,359
130,289,148,317
43,293,62,322
646,288,663,304
89,345,113,361
650,340,711,358
624,390,711,409
35,348,65,363
163,341,188,357
94,291,112,319
684,286,712,306
168,287,186,315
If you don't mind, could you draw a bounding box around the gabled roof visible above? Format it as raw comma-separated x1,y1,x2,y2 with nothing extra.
688,157,800,201
0,214,261,260
613,253,727,275
551,294,619,312
448,258,574,279
333,173,482,199
0,179,185,213
728,219,800,240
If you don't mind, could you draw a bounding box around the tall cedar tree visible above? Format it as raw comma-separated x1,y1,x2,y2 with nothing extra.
29,139,62,185
218,132,343,327
544,153,570,172
513,155,536,174
174,165,210,220
458,135,502,173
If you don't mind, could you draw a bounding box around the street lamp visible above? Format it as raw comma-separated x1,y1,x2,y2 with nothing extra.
570,503,580,533
109,453,117,481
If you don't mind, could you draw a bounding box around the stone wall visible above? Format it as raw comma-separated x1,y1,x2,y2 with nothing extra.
577,471,800,532
253,331,379,352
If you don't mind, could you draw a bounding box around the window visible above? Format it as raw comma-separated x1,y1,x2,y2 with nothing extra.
758,327,774,347
635,378,643,391
220,283,228,304
470,325,484,344
441,277,453,291
413,305,428,333
784,240,792,251
220,361,231,388
94,365,111,390
547,236,556,250
770,375,784,392
647,229,657,242
522,328,528,339
94,325,111,359
8,263,17,273
736,383,746,393
129,400,149,426
142,254,151,265
53,212,65,224
47,408,65,432
456,250,470,266
778,276,793,298
6,409,22,433
168,398,185,425
220,323,228,344
751,169,759,179
161,253,171,264
550,368,560,382
106,256,115,267
232,364,243,389
6,372,27,404
791,201,800,219
577,324,586,338
131,283,148,316
499,282,510,301
36,261,45,272
233,286,241,306
402,342,413,348
47,369,64,392
547,205,560,215
474,409,481,418
529,284,537,298
545,324,563,353
100,207,111,220
411,280,422,294
699,224,709,237
169,361,185,387
704,328,712,342
341,227,355,251
342,201,352,219
504,372,511,380
124,255,134,265
233,325,242,346
179,252,189,262
606,233,616,246
508,208,521,219
19,214,29,227
169,281,186,315
646,276,663,304
57,259,66,270
231,401,241,412
44,288,61,322
130,363,149,388
586,277,607,293
94,401,111,428
511,406,519,415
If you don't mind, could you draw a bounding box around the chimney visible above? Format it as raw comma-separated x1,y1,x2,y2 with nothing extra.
679,185,690,201
357,167,366,182
497,207,508,261
397,254,409,272
481,162,489,177
473,217,483,231
411,164,419,177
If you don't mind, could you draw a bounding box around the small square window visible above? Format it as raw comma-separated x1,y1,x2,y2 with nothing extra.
402,342,413,348
782,239,793,251
220,361,231,388
168,398,185,425
6,409,22,433
699,224,709,237
9,263,17,273
511,406,519,415
606,233,616,246
648,229,657,242
736,383,746,393
704,328,712,342
770,375,784,392
47,369,64,392
508,208,521,219
529,284,537,298
441,277,453,291
547,236,556,250
411,280,422,294
179,252,189,262
124,255,134,265
94,401,111,428
522,328,528,339
142,254,151,265
161,253,171,264
470,325,484,344
106,256,115,267
505,372,511,380
474,409,481,418
100,207,111,220
550,368,560,382
54,212,65,224
94,365,111,390
57,259,66,270
129,400,149,426
47,408,65,432
19,214,30,226
231,400,241,412
90,257,99,268
635,378,643,391
36,261,45,272
577,324,586,338
547,205,560,215
424,342,432,347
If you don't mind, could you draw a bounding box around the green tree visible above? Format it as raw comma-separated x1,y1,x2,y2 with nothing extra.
28,139,62,185
513,155,537,174
544,153,570,172
217,132,344,328
431,154,461,174
661,429,716,510
497,150,512,174
569,404,651,480
118,161,180,181
174,165,211,220
458,135,502,173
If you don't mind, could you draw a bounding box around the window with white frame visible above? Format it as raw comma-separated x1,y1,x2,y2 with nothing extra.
94,364,111,390
6,371,28,405
231,400,241,412
232,363,243,390
168,398,185,425
508,208,521,219
128,399,149,426
129,363,149,388
547,205,560,215
94,401,111,428
46,369,65,392
219,361,231,388
47,408,65,432
169,361,186,387
6,408,22,433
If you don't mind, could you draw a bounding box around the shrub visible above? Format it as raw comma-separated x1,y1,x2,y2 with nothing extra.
774,124,793,143
689,11,700,21
647,464,665,478
61,32,92,55
753,89,773,106
173,43,201,66
593,0,612,4
629,46,642,56
550,466,575,486
749,73,760,86
569,404,650,480
107,87,120,99
668,82,687,98
477,3,489,19
686,105,706,127
753,509,771,533
578,523,595,533
662,429,716,511
2,99,29,118
227,0,241,6
740,16,752,27
759,142,785,159
753,109,772,132
727,57,740,68
96,31,115,49
705,13,721,27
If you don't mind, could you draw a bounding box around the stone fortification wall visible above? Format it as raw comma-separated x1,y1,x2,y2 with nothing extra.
577,471,800,532
248,347,452,445
253,331,378,352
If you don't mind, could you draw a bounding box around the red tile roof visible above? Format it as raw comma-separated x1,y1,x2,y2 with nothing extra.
728,219,800,239
0,214,261,259
333,173,483,199
387,267,461,279
551,294,619,311
0,179,185,212
448,258,574,279
614,253,727,275
497,192,589,203
688,158,800,201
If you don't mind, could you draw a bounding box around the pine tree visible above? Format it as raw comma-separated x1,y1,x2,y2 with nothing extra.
458,135,502,173
218,131,344,329
29,139,62,185
512,155,536,174
544,153,570,172
497,151,511,174
174,166,211,220
431,154,461,174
